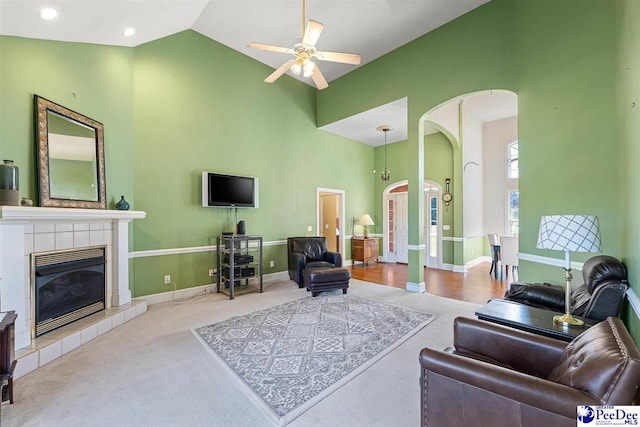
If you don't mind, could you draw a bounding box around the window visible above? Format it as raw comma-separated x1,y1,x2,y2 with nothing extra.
507,141,518,179
430,196,438,256
507,190,519,235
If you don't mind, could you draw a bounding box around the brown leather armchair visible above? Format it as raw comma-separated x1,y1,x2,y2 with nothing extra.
287,237,342,287
419,317,640,427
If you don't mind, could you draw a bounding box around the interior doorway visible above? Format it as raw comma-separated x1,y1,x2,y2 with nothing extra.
317,188,345,256
383,181,442,268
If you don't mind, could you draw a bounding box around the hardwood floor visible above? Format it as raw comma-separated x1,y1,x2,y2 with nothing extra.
349,261,510,305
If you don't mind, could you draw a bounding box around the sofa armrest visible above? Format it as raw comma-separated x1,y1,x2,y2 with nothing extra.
325,251,342,267
288,252,307,285
453,317,566,377
505,282,565,311
419,347,598,420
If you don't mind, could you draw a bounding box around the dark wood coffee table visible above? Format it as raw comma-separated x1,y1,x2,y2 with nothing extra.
475,299,597,342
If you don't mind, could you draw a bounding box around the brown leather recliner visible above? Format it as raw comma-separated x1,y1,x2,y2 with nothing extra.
419,317,640,427
504,255,628,321
287,237,342,287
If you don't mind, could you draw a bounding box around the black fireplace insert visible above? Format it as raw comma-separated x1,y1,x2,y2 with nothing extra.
32,246,106,337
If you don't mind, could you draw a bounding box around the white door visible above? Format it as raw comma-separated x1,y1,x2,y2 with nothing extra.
425,192,439,267
395,193,409,263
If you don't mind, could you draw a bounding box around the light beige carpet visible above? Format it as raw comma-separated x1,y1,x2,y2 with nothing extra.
4,278,481,427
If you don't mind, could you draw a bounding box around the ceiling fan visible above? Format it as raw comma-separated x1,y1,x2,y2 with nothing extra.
247,0,361,90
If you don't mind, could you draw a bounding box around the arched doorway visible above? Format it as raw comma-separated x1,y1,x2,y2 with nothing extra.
383,180,443,268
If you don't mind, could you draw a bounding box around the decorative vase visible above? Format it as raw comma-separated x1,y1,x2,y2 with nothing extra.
20,197,33,207
115,195,130,210
0,160,19,206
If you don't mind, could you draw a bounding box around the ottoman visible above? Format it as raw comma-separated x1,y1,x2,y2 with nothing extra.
302,267,351,297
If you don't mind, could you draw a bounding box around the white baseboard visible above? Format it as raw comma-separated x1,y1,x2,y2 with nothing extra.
135,271,291,306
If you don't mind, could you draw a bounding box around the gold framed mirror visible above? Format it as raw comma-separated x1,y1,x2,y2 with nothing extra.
35,95,106,209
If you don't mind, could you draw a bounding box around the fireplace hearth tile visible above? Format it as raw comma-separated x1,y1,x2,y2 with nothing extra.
124,307,136,322
13,350,38,379
97,318,111,336
81,325,98,344
14,300,147,379
62,332,82,355
39,340,62,366
111,312,125,328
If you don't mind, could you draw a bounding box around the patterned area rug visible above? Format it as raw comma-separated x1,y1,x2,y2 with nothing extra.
192,294,435,425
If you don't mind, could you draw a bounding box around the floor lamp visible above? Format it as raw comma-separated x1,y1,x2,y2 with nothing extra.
536,215,602,326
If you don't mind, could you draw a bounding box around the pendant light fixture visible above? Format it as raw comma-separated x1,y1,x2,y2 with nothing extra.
377,125,393,182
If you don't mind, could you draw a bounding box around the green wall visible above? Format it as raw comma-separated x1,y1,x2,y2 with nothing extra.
617,0,640,339
130,31,372,296
0,36,134,207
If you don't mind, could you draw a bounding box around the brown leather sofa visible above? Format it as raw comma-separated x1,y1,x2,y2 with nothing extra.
287,237,342,287
419,317,640,427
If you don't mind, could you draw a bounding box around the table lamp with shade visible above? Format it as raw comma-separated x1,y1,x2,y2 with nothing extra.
536,214,602,326
360,214,374,238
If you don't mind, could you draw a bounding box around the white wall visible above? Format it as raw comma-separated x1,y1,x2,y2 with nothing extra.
461,101,484,237
483,116,518,236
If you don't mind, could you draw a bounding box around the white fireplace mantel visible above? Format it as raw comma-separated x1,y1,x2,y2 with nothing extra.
0,206,146,349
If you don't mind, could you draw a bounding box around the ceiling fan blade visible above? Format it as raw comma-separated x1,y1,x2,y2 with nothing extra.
248,42,293,54
265,60,296,83
316,51,362,65
311,66,329,90
302,20,324,46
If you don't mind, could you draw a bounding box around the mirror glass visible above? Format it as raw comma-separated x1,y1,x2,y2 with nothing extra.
35,96,106,209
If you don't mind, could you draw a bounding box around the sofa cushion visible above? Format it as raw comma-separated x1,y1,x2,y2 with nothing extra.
547,317,640,402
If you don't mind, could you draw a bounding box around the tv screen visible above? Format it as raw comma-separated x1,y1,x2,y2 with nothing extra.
201,172,258,208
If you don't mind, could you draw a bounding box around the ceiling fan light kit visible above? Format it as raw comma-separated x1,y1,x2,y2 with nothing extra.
248,0,361,90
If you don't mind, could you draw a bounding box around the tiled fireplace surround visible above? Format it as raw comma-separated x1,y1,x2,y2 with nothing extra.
0,206,146,379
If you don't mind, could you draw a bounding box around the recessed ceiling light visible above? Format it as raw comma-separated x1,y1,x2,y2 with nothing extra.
124,28,135,37
38,8,58,20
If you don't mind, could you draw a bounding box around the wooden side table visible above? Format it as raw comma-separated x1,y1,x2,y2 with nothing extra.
352,237,379,266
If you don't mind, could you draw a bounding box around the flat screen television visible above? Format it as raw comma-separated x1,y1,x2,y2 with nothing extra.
201,171,259,208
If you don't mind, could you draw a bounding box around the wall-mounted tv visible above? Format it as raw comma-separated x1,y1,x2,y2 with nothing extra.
201,171,259,208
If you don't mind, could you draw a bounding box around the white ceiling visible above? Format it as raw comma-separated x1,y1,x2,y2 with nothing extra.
0,0,490,84
0,0,517,146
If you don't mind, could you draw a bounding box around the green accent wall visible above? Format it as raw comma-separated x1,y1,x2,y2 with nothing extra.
617,0,640,339
0,36,134,207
